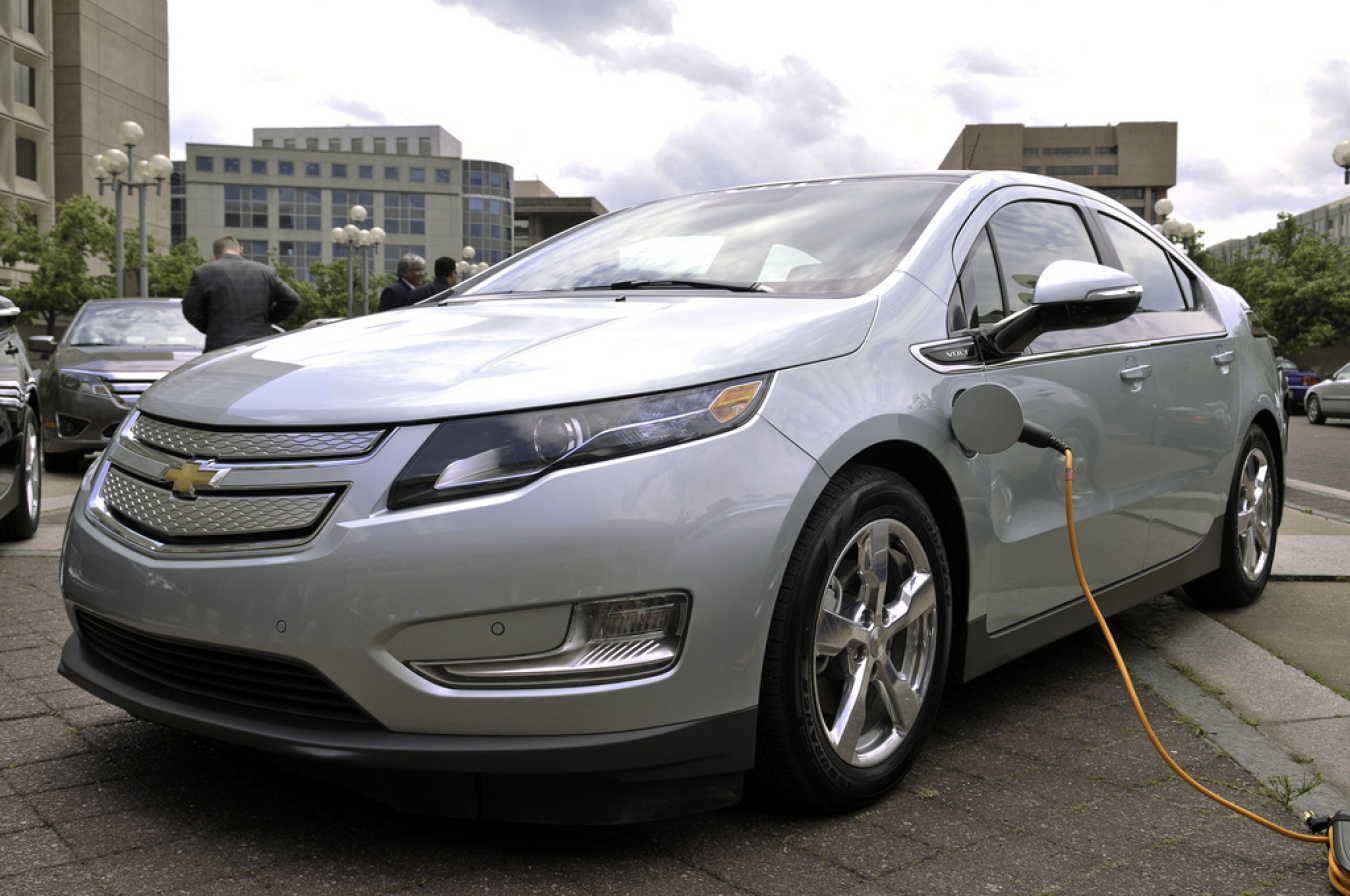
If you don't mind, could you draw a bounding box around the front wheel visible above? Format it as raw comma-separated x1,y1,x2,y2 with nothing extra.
756,466,951,812
1306,394,1326,425
1184,425,1278,608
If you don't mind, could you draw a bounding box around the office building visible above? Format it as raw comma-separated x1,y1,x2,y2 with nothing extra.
941,122,1177,225
183,126,498,283
3,0,170,293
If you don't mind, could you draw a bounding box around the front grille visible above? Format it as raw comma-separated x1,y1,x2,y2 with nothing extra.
131,415,385,460
102,468,335,541
75,609,376,726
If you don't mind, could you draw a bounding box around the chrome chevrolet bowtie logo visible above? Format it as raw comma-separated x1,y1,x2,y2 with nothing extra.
162,461,221,496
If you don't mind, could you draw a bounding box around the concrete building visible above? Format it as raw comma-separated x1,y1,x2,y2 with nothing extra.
181,126,519,283
2,0,170,294
513,180,608,254
3,0,56,288
941,122,1177,225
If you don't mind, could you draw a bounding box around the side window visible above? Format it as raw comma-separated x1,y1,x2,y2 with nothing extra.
957,227,1004,327
1098,213,1188,311
987,201,1098,309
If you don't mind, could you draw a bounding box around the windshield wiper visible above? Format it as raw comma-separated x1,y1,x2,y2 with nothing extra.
600,279,770,293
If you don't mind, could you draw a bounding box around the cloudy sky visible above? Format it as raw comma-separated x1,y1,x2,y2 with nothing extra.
168,0,1350,244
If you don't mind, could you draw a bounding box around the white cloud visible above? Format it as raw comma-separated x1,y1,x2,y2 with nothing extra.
168,0,1350,245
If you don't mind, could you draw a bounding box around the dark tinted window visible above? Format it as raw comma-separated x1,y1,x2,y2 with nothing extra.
987,201,1098,308
957,228,1003,327
1098,213,1188,311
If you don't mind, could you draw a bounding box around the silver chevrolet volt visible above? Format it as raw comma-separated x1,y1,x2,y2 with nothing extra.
57,171,1285,823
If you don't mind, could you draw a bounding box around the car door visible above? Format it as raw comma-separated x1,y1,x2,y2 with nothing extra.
1090,207,1239,568
951,189,1163,632
1317,363,1350,416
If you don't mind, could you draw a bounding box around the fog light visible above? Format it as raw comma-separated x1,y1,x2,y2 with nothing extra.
57,414,90,438
409,592,689,688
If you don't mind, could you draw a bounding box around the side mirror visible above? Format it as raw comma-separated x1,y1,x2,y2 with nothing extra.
983,260,1142,356
0,297,18,328
28,335,56,354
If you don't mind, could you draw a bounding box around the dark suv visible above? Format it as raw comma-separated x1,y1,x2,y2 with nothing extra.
0,296,41,540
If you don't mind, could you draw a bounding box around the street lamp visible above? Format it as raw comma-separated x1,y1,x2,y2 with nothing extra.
88,120,172,297
1153,198,1194,244
358,226,385,314
1333,140,1350,185
329,204,367,317
457,245,489,281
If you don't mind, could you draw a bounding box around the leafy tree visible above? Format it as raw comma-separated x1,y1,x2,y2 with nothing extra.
0,195,115,333
148,237,205,299
1208,214,1350,355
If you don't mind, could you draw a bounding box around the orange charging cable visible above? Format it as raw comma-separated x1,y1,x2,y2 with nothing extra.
1060,449,1346,893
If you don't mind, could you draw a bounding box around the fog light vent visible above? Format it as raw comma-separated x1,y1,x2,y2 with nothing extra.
57,414,89,438
409,592,689,688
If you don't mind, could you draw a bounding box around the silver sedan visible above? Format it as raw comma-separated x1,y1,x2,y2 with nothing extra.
56,172,1285,823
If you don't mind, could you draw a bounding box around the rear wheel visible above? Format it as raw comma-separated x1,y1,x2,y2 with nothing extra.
1184,426,1278,608
0,408,42,541
1306,394,1326,425
757,466,951,812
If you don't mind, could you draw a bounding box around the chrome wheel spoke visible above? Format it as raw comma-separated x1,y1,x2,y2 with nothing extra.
876,654,921,733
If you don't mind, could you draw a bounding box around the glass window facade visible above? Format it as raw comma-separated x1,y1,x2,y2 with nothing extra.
15,62,36,107
332,163,347,179
196,156,214,172
16,137,37,181
331,190,375,227
279,161,294,175
224,185,269,228
278,188,321,230
225,158,241,173
279,240,324,282
252,159,268,175
384,192,426,235
462,160,515,264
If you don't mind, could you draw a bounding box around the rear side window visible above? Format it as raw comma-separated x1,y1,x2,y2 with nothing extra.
1098,213,1189,311
987,201,1098,310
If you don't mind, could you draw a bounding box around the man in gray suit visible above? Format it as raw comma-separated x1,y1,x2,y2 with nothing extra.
183,236,300,351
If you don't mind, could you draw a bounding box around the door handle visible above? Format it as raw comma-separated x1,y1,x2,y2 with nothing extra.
1212,350,1235,366
1119,364,1152,382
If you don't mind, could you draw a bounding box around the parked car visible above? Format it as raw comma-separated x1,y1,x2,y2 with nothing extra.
1304,361,1350,423
30,298,203,471
56,172,1286,823
1277,357,1319,411
0,296,41,540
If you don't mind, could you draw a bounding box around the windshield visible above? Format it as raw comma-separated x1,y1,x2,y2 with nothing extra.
67,303,204,349
461,178,956,296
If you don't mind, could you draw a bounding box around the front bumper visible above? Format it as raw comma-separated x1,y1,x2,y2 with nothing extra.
60,630,754,822
58,414,823,820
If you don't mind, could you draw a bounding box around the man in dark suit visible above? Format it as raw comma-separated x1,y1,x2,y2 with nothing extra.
183,236,300,352
377,254,427,312
410,255,456,303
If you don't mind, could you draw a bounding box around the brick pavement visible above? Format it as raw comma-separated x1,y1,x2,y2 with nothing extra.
1,548,1336,895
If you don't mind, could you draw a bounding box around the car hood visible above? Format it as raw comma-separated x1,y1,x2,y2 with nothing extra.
55,345,202,372
139,293,880,427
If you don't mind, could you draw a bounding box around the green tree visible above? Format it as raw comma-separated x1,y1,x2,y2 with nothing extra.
0,195,115,333
1209,214,1350,354
148,237,205,299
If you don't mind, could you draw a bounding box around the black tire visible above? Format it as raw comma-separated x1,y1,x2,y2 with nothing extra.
756,466,951,812
1184,426,1278,608
1306,394,1326,425
0,407,42,541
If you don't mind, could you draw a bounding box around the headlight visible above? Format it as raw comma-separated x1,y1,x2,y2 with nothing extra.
389,375,771,509
59,370,114,398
